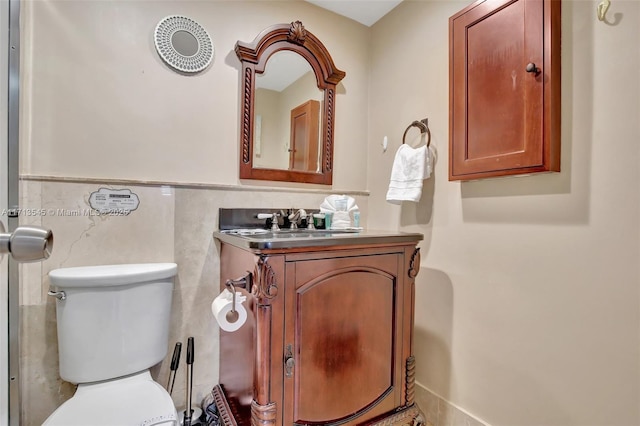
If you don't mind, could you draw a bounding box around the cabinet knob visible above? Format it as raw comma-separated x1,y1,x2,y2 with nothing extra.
285,344,295,377
285,356,295,377
526,63,539,74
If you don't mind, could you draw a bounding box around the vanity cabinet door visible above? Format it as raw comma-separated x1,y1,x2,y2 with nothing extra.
449,0,560,180
283,253,403,425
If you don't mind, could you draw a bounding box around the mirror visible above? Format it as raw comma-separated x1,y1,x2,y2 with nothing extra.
235,21,345,185
254,51,323,172
171,30,199,57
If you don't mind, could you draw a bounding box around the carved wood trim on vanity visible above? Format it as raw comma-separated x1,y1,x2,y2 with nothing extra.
213,383,424,426
251,400,277,426
252,256,278,424
408,248,420,278
252,257,278,302
405,356,416,406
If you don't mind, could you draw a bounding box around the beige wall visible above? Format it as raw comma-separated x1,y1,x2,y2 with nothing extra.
369,1,640,425
254,88,285,169
21,0,370,190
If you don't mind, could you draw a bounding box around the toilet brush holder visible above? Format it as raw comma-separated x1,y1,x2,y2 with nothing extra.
181,337,197,426
178,407,203,426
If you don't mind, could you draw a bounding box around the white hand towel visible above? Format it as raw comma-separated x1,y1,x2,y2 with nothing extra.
386,144,429,204
320,194,359,213
320,195,359,229
424,146,433,180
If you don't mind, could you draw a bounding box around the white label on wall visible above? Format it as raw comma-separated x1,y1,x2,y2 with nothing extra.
89,188,140,215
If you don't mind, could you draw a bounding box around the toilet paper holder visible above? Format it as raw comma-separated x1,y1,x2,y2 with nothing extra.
224,271,252,316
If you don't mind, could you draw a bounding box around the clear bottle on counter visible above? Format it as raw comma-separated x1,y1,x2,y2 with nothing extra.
353,211,360,228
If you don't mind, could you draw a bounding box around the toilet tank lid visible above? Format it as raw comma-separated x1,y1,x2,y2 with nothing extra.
49,263,178,288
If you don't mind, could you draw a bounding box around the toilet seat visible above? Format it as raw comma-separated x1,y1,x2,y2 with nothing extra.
43,371,178,426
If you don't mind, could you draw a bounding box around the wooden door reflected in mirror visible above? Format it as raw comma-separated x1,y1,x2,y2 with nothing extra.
289,99,320,172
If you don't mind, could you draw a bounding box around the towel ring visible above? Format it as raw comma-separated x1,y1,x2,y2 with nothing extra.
402,118,431,147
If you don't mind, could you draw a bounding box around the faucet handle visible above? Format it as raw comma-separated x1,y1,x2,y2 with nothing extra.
307,218,315,230
272,213,280,230
257,212,280,231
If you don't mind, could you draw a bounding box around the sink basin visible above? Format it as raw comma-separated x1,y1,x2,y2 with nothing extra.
222,228,361,238
258,229,361,239
215,208,424,251
214,228,421,251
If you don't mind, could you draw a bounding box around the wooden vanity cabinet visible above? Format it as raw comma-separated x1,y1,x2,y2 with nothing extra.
213,240,424,426
449,0,561,180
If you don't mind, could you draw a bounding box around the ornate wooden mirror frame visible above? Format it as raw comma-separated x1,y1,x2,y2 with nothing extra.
235,21,346,185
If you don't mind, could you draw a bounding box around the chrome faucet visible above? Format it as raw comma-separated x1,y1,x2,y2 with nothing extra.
288,209,308,229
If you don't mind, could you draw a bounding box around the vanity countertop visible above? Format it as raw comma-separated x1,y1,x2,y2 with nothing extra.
213,229,423,252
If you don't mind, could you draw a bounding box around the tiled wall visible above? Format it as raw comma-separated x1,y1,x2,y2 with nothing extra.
415,385,489,426
18,178,368,425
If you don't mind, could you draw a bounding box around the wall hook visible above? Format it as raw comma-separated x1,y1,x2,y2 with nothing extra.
597,0,610,21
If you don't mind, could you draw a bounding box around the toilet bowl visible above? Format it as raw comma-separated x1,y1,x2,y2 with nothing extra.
44,371,176,425
43,263,179,426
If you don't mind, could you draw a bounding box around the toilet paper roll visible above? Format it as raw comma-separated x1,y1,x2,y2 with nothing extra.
211,289,248,332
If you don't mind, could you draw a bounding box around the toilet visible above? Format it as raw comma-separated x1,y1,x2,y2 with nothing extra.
43,263,179,426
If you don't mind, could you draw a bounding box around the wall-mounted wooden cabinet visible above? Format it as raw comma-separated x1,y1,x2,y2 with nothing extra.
449,0,561,181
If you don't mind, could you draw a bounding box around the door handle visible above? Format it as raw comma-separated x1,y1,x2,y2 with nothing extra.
0,221,53,262
526,62,540,75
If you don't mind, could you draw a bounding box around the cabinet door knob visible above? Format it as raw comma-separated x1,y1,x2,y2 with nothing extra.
285,344,295,377
526,63,539,74
285,356,295,377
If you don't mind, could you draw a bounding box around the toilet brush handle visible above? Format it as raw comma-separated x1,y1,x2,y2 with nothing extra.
171,342,183,369
184,337,195,426
186,337,194,365
167,342,182,395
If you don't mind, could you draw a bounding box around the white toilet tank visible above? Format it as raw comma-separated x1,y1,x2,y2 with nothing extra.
49,263,177,384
